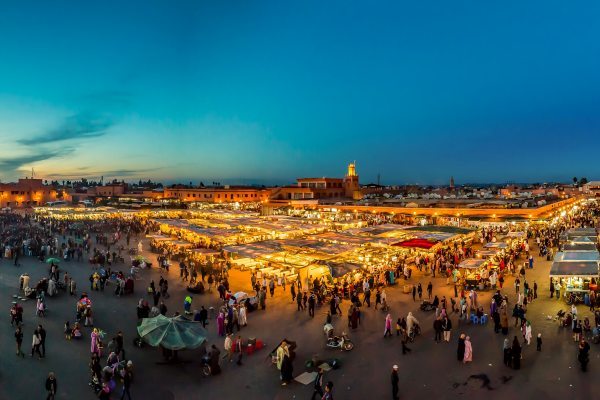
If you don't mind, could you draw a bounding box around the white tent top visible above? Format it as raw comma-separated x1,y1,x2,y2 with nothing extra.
458,258,486,269
554,251,600,262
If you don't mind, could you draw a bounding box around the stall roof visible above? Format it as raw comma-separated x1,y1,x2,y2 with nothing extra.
458,259,486,269
484,242,508,249
563,243,598,251
191,248,220,255
549,261,599,277
404,225,475,235
554,251,600,262
506,231,526,238
328,262,362,278
223,242,283,259
476,249,499,258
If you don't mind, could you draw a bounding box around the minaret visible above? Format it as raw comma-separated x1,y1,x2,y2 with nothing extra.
450,176,455,190
344,161,362,200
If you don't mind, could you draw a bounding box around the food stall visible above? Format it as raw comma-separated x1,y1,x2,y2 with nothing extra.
550,251,600,303
456,258,488,289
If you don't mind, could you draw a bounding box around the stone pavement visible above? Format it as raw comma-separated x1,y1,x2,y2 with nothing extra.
0,237,597,399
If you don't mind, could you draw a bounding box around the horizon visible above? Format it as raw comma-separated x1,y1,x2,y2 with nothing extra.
2,1,600,184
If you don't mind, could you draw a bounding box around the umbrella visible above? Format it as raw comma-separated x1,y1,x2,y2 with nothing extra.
46,258,61,264
137,315,207,350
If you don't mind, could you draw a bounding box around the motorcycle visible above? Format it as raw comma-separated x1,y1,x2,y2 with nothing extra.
326,332,354,351
420,300,435,312
201,354,213,377
408,324,421,342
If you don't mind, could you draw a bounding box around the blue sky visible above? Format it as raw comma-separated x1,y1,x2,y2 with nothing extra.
1,1,599,185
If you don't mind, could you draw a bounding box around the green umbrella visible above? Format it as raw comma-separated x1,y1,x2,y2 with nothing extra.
137,315,207,350
46,258,61,264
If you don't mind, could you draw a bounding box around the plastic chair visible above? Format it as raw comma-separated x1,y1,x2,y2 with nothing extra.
480,314,488,325
471,315,479,324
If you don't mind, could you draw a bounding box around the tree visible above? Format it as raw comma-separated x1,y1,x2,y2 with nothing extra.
579,177,588,185
573,177,578,186
200,181,205,187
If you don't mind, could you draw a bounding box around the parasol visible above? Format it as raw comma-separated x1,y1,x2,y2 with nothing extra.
46,258,61,264
137,315,207,350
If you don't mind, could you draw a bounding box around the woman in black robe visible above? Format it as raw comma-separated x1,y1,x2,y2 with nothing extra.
281,352,293,385
457,333,466,362
511,336,522,370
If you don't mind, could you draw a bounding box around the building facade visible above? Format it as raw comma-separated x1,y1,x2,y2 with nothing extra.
270,162,362,202
0,178,60,208
164,186,271,203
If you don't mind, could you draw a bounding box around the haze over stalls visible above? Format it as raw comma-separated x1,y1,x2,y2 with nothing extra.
1,1,599,185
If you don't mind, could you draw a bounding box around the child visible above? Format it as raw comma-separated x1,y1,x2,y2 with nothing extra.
64,321,72,340
536,333,542,351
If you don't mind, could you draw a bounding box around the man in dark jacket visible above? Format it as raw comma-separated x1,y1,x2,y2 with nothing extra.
391,365,399,400
311,367,324,400
199,306,208,328
45,372,57,400
38,325,47,358
433,317,443,343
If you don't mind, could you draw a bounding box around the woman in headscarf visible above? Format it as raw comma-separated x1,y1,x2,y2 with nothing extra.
500,307,509,335
457,333,466,362
238,304,247,327
90,328,101,356
463,336,472,363
511,336,522,370
350,305,359,329
384,314,393,338
503,338,512,367
217,311,225,337
280,343,293,386
524,320,532,345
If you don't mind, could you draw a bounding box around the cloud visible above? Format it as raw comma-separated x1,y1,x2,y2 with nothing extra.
17,112,113,145
0,148,74,174
43,167,164,179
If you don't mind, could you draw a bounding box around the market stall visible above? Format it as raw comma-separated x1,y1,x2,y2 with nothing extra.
456,258,489,289
550,251,600,303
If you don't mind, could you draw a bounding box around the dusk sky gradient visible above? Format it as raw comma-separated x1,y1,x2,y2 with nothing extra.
1,1,599,185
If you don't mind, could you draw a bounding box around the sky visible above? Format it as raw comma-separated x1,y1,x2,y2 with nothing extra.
1,1,599,186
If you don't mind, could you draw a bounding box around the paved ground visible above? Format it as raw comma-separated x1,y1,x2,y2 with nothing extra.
0,235,597,400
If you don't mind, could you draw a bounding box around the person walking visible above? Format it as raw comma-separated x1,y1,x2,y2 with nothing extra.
384,314,393,338
511,337,522,370
578,338,590,372
119,363,133,400
15,326,25,357
442,315,452,343
45,372,57,400
31,328,43,359
115,331,125,359
417,283,423,300
503,338,512,367
311,367,325,400
463,336,473,363
457,333,465,362
412,285,416,302
38,325,47,358
308,293,316,317
427,282,433,299
199,306,208,328
391,365,399,400
433,316,443,343
322,381,334,400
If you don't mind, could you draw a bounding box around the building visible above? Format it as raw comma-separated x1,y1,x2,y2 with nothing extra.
164,186,271,203
270,163,362,202
87,183,127,197
0,178,60,208
582,181,600,196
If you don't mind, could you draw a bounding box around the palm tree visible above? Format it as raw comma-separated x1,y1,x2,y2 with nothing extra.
573,177,578,186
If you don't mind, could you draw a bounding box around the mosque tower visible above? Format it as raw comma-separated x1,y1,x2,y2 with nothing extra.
344,161,362,200
450,176,455,190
